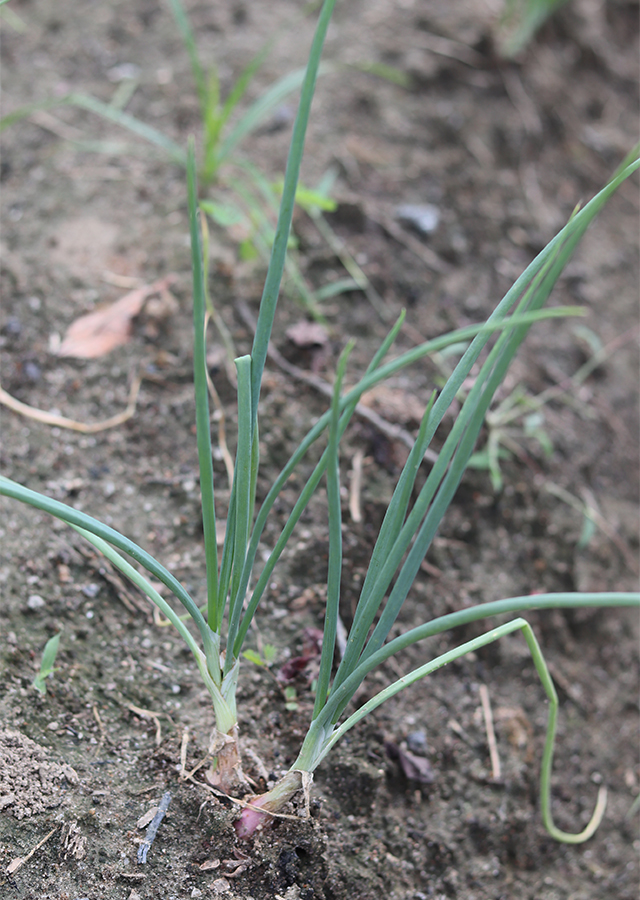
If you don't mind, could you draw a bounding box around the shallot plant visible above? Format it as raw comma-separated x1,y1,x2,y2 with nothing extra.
1,0,638,844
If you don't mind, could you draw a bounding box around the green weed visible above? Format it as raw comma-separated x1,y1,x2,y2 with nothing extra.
32,632,62,696
499,0,570,56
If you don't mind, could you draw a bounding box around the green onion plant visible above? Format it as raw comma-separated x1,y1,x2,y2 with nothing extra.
1,0,638,843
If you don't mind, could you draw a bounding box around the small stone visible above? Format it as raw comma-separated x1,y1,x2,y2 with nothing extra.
395,203,440,235
23,361,41,382
107,63,141,82
3,318,22,336
27,594,45,610
406,730,428,754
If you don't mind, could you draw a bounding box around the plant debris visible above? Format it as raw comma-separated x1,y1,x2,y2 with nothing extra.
57,275,176,359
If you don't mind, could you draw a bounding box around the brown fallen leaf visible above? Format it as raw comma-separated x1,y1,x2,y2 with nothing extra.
385,740,436,785
199,858,221,871
359,384,426,427
277,627,324,684
285,320,329,348
285,320,330,374
57,275,176,359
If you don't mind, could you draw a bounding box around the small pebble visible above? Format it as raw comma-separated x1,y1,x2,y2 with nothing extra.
260,104,294,134
23,361,41,382
3,318,22,336
406,730,428,754
107,63,141,82
395,203,440,235
27,594,45,610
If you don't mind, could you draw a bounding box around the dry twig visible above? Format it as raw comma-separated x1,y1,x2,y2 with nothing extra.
6,827,58,876
0,372,142,433
479,683,501,780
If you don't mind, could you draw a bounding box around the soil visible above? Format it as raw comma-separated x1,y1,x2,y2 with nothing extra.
1,1,638,898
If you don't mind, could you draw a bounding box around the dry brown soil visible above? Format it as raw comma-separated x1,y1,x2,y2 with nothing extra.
1,1,638,898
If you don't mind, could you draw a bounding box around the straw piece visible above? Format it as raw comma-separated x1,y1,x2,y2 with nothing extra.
479,683,501,780
0,373,141,434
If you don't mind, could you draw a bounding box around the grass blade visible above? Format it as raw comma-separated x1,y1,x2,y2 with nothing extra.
332,391,437,686
226,358,253,631
354,253,583,672
324,155,639,716
249,0,337,425
218,44,272,135
231,313,408,658
313,341,354,718
216,62,332,170
165,0,207,108
187,140,220,627
72,525,202,659
305,591,640,754
0,93,185,162
306,613,606,843
33,632,62,695
66,93,186,163
0,475,212,648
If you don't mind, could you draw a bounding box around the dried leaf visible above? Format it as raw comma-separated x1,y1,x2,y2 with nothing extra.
277,655,311,683
359,384,426,427
285,321,329,348
199,858,221,871
386,740,436,784
276,628,324,684
285,321,330,374
57,276,176,359
136,807,159,829
495,705,534,759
